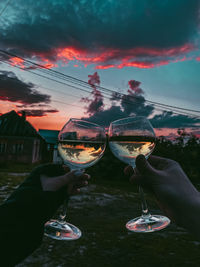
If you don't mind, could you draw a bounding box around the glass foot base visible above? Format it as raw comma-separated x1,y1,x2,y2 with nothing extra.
126,214,170,233
44,220,82,240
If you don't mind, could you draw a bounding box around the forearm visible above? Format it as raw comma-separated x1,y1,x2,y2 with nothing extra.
0,164,68,266
160,186,200,239
175,193,200,238
0,188,68,266
0,192,44,266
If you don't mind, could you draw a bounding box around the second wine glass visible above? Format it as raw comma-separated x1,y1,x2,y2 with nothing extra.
44,118,106,240
108,116,170,233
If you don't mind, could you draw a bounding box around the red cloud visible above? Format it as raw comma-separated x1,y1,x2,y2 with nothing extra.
8,43,195,70
10,57,25,68
55,44,194,67
9,56,57,69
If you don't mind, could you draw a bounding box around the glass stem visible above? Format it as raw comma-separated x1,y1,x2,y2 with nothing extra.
58,168,84,223
59,200,68,223
139,186,151,217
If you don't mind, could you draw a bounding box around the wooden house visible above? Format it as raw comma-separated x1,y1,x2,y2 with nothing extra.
0,110,47,163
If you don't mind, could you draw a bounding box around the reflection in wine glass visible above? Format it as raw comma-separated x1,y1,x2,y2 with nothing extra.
45,119,106,240
108,116,170,233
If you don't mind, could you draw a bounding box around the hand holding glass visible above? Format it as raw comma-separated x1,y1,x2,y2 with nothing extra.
108,116,170,233
45,119,106,240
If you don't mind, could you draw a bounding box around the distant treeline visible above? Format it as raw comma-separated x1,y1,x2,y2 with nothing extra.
89,129,200,183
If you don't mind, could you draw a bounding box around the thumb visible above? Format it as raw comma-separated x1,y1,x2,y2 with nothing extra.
135,154,155,175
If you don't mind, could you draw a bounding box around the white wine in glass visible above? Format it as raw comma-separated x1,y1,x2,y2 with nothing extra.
45,119,106,240
109,116,170,233
109,135,156,166
58,140,106,169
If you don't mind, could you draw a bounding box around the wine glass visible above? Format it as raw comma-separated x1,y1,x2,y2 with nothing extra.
45,118,106,240
108,116,170,233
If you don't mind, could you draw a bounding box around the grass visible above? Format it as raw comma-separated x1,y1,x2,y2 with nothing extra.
0,172,25,186
19,187,200,267
0,162,41,173
1,172,200,267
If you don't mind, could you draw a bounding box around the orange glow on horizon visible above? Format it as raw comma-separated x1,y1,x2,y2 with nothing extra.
27,116,66,131
25,119,200,139
0,103,199,138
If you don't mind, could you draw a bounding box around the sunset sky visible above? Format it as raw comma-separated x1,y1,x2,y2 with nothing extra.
0,0,200,137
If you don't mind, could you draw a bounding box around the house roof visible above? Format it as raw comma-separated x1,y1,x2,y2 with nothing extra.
0,110,42,138
38,129,59,144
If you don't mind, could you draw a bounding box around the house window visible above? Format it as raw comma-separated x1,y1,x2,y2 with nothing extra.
0,143,7,153
12,144,24,153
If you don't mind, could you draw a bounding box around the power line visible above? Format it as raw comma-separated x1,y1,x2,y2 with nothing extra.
0,59,93,95
0,51,200,118
1,48,199,115
1,58,200,119
0,62,85,110
1,57,199,119
1,60,89,100
52,99,83,108
1,49,200,115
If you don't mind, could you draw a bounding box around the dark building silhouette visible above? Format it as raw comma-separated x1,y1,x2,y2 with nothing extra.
38,129,61,163
0,110,47,163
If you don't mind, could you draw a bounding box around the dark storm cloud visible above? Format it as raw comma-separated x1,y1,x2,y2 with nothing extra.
0,0,199,68
0,70,51,104
82,72,104,115
82,74,200,129
150,111,200,128
120,80,153,116
18,109,58,117
84,103,200,129
83,99,154,127
16,103,51,108
122,94,154,117
82,74,154,126
0,53,10,61
82,105,125,127
128,80,144,95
